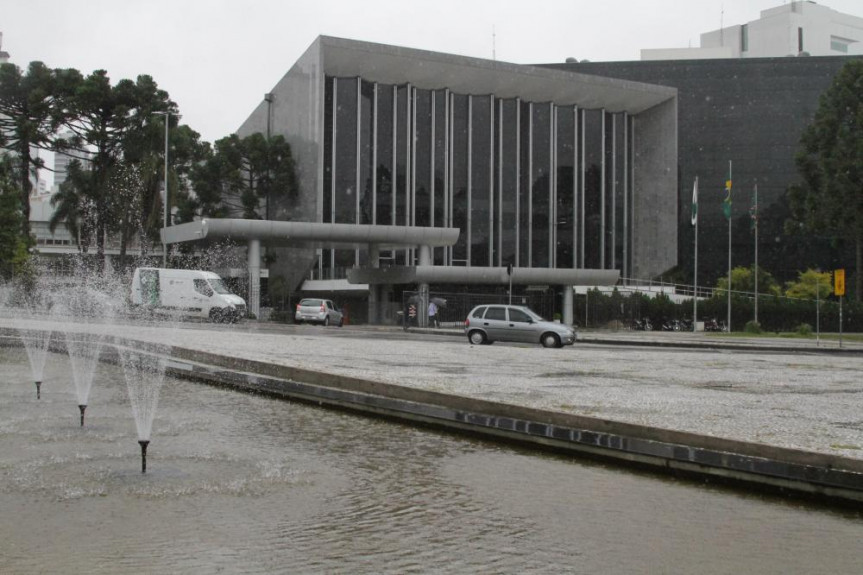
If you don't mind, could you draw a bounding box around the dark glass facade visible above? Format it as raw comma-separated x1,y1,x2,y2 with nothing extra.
546,56,861,286
322,75,636,277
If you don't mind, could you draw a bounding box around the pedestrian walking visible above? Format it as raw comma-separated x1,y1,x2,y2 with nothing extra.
428,301,439,328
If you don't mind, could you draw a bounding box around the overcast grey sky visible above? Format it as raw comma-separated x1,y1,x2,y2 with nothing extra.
3,0,862,147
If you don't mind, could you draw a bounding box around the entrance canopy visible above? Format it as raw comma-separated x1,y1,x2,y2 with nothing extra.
162,219,459,250
161,218,619,326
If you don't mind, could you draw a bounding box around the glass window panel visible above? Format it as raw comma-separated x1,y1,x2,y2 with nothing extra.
433,90,447,264
485,307,506,320
583,109,603,269
359,80,374,226
451,93,469,265
471,95,492,267
612,112,627,272
519,101,530,266
414,89,432,228
376,84,394,226
604,111,615,269
334,78,358,225
500,99,519,268
323,77,334,224
395,85,410,265
396,85,409,228
509,308,531,323
532,103,551,268
333,77,359,274
556,106,575,269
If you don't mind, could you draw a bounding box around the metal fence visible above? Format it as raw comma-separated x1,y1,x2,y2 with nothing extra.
400,290,558,330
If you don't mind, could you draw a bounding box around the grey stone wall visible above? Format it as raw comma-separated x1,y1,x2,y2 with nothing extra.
632,98,678,279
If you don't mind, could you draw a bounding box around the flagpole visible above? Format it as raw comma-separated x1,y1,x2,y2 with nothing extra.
692,177,698,332
727,160,732,333
753,183,759,325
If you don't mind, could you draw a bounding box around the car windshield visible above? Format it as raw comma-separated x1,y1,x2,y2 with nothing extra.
208,278,232,295
300,299,322,307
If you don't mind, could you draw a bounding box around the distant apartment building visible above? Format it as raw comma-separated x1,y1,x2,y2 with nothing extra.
0,33,9,65
52,132,92,191
643,1,863,60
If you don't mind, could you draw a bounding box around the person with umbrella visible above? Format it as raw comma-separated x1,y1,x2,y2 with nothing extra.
428,300,439,328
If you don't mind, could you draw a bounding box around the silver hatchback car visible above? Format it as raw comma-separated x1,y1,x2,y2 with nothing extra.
464,304,575,348
295,298,344,327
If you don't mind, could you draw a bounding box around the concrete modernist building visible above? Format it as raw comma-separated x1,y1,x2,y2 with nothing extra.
230,36,678,322
643,1,863,60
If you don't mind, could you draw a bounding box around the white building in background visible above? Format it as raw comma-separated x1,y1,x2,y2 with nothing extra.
52,132,92,191
643,1,863,60
0,33,9,64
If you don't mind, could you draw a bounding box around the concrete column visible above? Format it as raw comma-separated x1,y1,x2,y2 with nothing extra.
248,238,261,320
367,243,381,324
563,284,574,327
418,245,431,327
418,245,432,266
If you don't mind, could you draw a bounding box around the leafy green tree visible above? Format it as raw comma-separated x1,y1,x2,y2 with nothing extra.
0,62,77,238
787,59,863,301
105,163,146,268
784,269,833,300
49,159,96,253
715,266,781,296
0,155,31,279
58,70,176,266
188,133,298,220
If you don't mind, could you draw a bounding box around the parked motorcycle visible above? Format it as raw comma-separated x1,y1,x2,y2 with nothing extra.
631,318,654,331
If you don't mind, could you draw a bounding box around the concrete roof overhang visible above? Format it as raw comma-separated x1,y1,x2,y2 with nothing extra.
161,219,460,250
348,266,620,287
319,36,676,114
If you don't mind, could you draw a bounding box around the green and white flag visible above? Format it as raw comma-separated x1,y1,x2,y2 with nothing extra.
722,175,733,220
691,177,698,226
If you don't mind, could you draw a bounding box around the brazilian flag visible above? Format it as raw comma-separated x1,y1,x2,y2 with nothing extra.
722,179,732,220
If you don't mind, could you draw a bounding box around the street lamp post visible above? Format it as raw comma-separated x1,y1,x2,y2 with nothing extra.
153,111,178,267
264,93,274,221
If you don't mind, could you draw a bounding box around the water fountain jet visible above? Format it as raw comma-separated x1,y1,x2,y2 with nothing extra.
6,279,54,399
138,439,150,473
20,328,53,399
117,338,173,474
53,264,120,427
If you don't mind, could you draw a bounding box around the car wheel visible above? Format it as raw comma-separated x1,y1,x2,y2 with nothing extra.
541,333,561,348
324,316,330,327
468,330,486,345
338,317,344,327
295,319,303,325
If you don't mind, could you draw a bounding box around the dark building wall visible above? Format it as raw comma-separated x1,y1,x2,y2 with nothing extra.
544,56,861,287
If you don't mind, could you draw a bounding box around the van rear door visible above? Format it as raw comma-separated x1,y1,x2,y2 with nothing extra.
140,269,160,306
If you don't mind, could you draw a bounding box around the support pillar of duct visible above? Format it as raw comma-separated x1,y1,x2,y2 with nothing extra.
418,245,431,328
367,243,381,324
563,284,574,327
248,238,261,320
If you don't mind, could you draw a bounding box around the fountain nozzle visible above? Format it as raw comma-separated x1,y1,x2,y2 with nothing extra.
139,440,150,474
35,381,41,400
78,404,87,427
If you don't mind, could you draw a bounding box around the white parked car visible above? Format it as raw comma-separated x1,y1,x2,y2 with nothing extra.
295,298,344,327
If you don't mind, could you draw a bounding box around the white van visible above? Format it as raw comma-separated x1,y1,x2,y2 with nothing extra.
131,267,247,322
